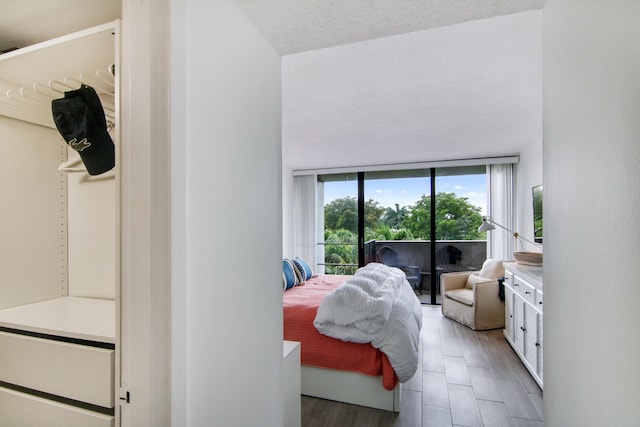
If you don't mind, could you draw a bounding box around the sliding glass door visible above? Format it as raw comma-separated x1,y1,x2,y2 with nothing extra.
318,165,488,304
433,166,488,303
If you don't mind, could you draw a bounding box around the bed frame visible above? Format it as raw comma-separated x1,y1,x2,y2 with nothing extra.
301,365,401,412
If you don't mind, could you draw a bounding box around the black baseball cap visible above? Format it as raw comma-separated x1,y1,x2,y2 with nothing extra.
52,85,115,175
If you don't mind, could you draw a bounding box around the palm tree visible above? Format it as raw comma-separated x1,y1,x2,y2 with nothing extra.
382,203,408,229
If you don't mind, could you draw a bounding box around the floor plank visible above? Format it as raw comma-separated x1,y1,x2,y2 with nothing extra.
443,356,472,386
300,305,544,426
477,399,515,427
448,384,483,427
495,379,543,421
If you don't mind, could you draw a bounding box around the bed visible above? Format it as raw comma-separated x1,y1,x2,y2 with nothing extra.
283,262,422,412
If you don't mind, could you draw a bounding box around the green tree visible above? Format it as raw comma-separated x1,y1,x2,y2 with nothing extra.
324,197,358,232
364,199,384,230
324,197,385,232
405,192,483,240
381,203,409,229
322,193,482,274
323,229,358,274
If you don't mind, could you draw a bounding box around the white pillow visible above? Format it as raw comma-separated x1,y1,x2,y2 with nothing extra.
477,259,505,279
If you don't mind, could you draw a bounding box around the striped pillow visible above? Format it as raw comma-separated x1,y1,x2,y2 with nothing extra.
292,257,313,283
283,259,299,290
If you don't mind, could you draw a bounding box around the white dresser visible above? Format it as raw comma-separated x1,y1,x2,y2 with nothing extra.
503,262,543,389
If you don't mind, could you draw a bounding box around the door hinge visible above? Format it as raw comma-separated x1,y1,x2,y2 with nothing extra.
119,388,131,404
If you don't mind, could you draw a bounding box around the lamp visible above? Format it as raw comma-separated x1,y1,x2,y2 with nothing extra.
478,216,543,265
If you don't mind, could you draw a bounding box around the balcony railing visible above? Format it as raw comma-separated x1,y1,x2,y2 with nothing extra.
319,239,488,302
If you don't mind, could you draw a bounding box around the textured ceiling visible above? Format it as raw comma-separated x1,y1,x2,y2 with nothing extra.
235,0,545,55
1,0,545,55
281,10,543,171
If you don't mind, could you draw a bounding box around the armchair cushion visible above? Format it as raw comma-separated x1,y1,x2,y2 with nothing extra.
444,288,474,306
465,273,494,289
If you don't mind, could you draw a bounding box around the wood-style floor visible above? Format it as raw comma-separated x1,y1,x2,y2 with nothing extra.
301,305,543,427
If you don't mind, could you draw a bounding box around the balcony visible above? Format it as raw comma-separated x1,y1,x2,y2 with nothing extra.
320,239,487,304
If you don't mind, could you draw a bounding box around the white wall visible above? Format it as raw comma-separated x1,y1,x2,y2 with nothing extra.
179,1,283,426
543,1,640,425
0,117,67,308
515,140,543,246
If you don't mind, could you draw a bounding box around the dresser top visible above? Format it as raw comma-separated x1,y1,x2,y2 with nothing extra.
504,262,543,288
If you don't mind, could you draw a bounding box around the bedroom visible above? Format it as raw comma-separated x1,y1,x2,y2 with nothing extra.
0,0,638,426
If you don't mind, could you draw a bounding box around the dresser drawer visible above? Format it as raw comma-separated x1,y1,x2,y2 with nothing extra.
0,331,114,408
535,289,544,308
504,271,514,289
0,386,113,427
513,278,536,305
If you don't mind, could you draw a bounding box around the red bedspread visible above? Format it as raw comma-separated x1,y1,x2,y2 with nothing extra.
283,274,399,391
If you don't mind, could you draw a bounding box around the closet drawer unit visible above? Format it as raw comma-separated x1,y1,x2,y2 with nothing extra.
0,331,114,408
0,386,113,427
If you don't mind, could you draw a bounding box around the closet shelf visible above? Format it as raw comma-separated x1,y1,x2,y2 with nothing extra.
0,296,115,344
0,21,117,129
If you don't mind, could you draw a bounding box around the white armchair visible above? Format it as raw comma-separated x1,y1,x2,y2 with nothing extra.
441,259,505,330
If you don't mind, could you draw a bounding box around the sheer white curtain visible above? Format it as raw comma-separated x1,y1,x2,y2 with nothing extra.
488,163,515,261
293,175,318,271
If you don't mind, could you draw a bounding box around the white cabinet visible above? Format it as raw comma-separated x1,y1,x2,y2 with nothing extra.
0,21,120,424
0,387,114,427
0,297,115,422
503,263,543,389
283,341,301,427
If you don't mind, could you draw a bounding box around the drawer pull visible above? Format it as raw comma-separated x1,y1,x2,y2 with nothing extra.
535,342,540,347
520,326,526,332
525,291,531,295
514,283,519,287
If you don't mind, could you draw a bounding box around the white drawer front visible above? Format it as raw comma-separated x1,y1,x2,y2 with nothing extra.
504,271,514,289
0,386,113,427
504,287,515,341
535,289,544,309
0,331,114,408
514,279,535,305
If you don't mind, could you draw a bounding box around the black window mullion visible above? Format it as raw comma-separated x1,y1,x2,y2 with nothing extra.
357,171,365,267
430,168,437,304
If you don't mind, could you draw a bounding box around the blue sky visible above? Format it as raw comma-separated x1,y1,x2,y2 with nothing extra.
324,173,487,214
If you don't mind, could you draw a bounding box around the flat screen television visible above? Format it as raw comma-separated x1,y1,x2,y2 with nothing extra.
532,185,543,243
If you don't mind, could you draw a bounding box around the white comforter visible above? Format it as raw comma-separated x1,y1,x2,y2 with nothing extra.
313,263,422,382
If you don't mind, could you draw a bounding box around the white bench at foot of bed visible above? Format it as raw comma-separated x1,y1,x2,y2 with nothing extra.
301,365,401,412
